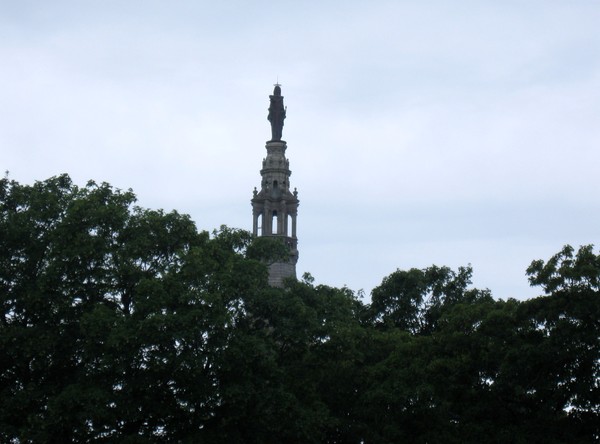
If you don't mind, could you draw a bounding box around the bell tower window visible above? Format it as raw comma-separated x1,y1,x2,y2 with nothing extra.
272,210,279,235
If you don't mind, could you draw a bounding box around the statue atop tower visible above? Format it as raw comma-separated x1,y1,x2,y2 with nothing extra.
252,85,299,287
268,84,286,141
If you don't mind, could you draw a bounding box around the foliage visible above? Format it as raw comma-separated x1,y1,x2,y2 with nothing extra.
0,176,269,442
369,264,492,334
1,176,598,443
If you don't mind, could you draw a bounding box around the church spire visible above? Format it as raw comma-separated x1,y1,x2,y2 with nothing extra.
251,85,299,286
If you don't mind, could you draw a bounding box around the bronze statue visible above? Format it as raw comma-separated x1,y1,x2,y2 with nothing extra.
268,84,286,141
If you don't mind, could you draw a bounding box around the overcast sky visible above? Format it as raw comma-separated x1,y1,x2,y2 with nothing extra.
2,1,599,300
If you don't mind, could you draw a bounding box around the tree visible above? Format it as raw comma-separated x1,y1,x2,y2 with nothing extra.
210,275,367,443
359,274,499,443
369,265,492,334
520,245,600,441
0,175,271,442
2,175,598,443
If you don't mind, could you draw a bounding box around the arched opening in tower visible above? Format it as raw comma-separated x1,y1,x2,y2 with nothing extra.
257,213,263,236
272,210,279,235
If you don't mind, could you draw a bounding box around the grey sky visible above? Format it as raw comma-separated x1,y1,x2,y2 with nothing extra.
2,1,599,300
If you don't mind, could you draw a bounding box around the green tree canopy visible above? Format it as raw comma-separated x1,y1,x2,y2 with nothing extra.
0,175,273,441
369,265,492,334
1,175,598,443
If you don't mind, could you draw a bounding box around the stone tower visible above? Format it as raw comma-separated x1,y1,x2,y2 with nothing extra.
251,85,299,286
